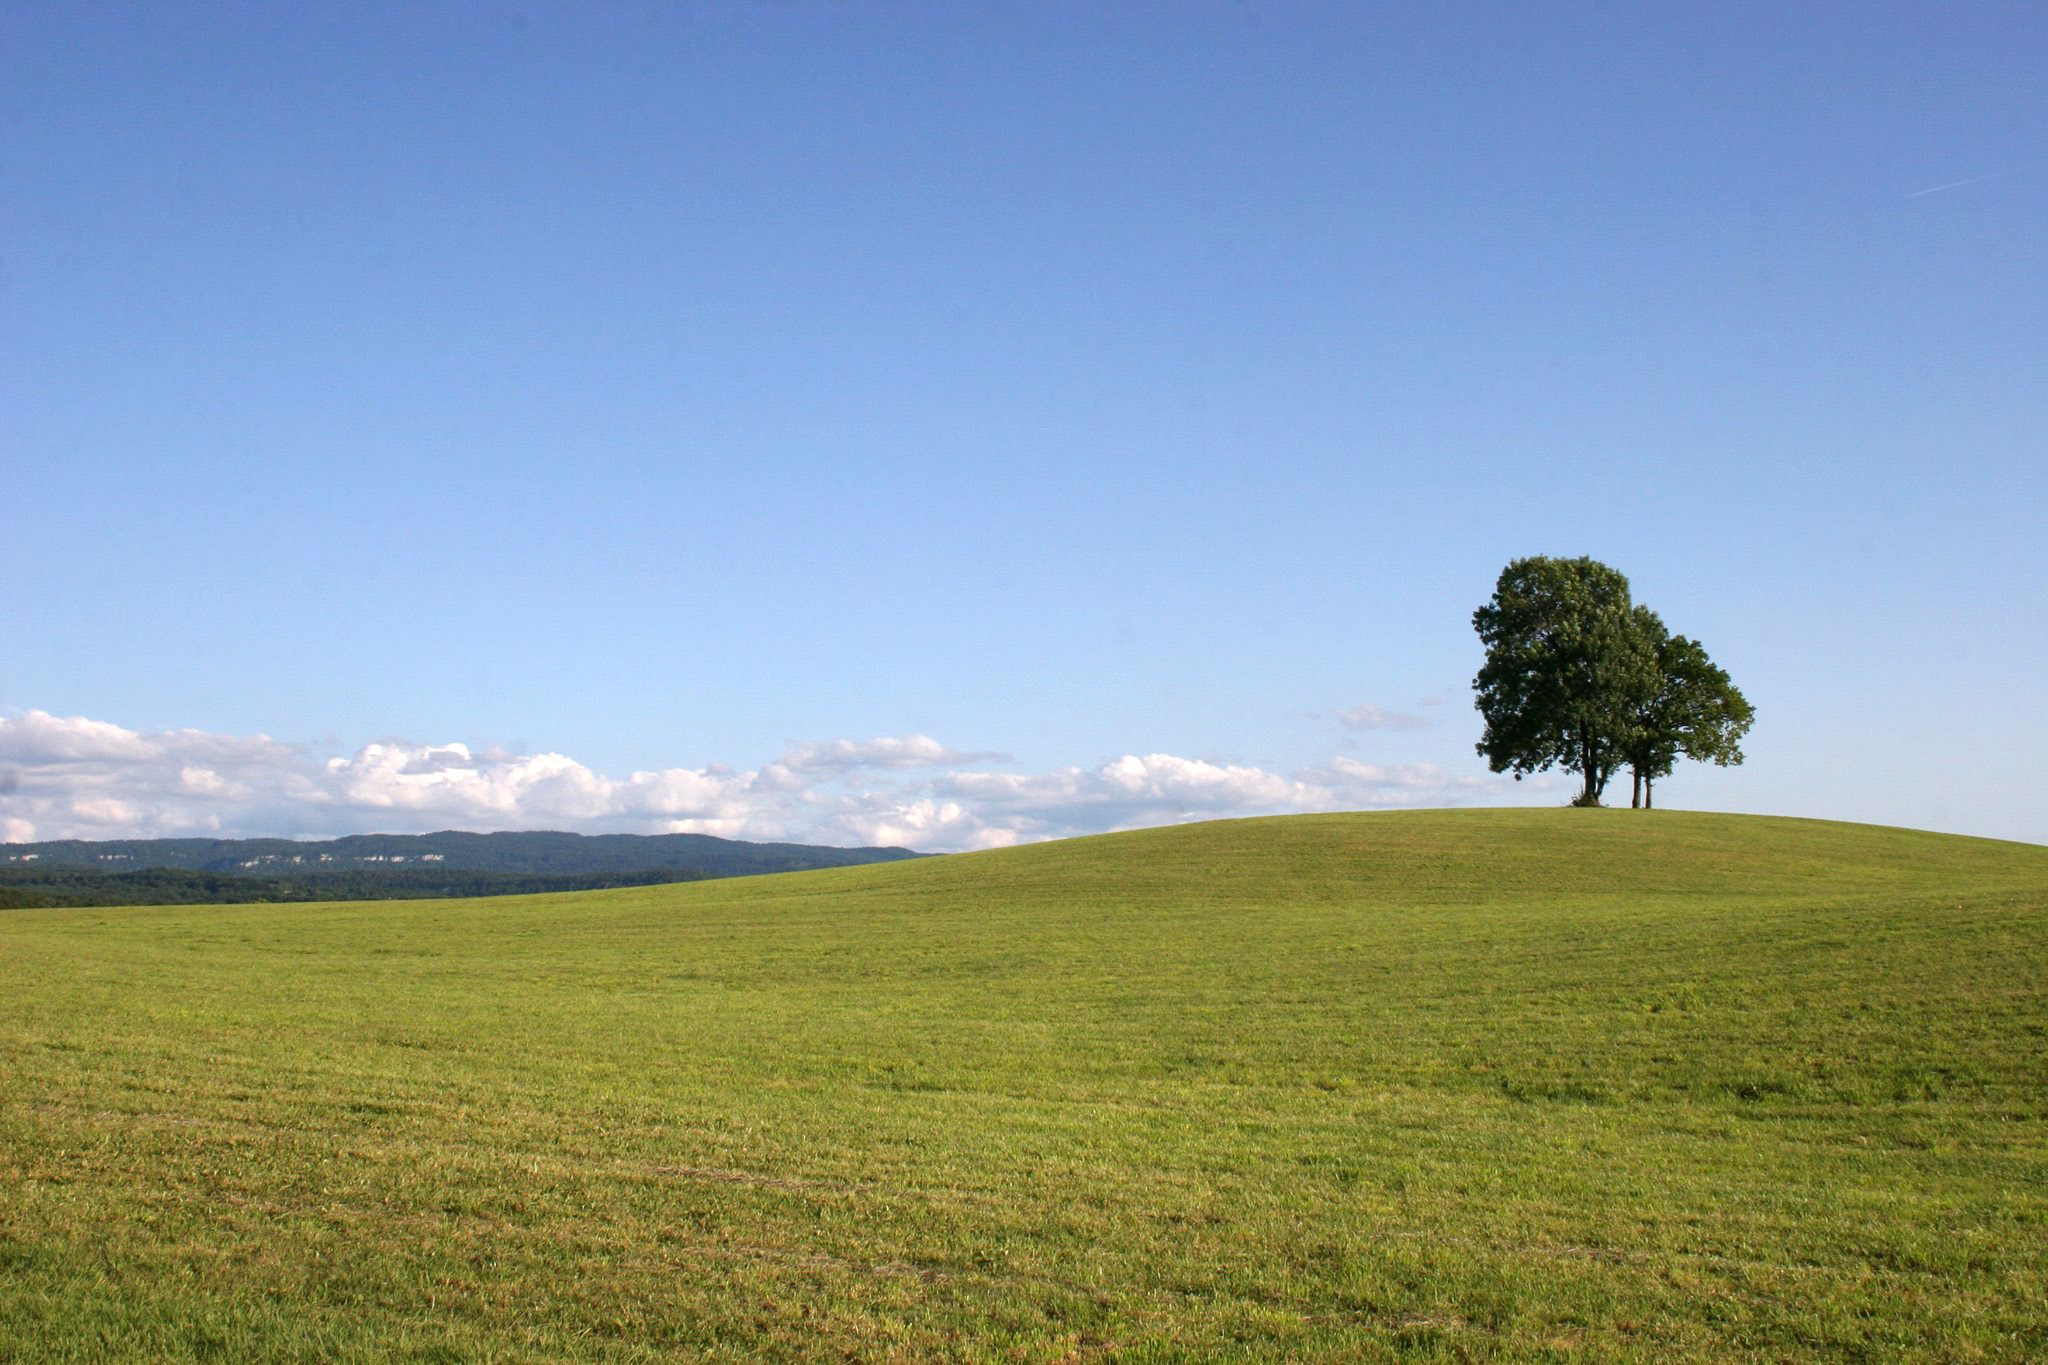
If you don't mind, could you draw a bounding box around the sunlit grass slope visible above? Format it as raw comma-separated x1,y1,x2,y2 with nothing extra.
3,810,2044,1361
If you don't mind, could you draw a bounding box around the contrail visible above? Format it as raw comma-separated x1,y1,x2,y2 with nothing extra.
1909,173,1999,198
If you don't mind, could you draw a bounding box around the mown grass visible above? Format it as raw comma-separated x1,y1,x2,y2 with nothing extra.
2,809,2044,1361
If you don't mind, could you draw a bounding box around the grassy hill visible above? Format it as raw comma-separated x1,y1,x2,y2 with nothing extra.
1,809,2043,1360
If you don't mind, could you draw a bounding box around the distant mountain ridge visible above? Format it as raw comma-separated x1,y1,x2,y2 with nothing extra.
1,828,922,877
0,829,924,908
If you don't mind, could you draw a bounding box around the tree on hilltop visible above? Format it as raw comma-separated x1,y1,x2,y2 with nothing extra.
1471,556,1660,806
1472,557,1753,808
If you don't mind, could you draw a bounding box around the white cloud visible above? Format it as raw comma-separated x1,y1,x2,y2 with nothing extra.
1337,702,1434,731
841,798,1004,852
777,733,1005,772
178,766,234,796
66,796,142,826
0,710,162,763
0,709,1534,854
1298,756,1504,805
876,750,1527,849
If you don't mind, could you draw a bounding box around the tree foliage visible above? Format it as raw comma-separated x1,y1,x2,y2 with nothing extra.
1473,557,1751,807
1618,611,1755,808
1472,557,1658,803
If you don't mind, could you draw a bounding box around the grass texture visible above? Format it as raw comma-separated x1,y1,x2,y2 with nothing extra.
2,809,2044,1360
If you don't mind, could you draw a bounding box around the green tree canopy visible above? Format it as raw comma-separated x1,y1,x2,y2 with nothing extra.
1618,609,1755,808
1473,558,1754,808
1472,556,1661,805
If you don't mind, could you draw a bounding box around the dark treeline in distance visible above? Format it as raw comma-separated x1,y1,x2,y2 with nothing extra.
0,828,922,910
0,866,717,910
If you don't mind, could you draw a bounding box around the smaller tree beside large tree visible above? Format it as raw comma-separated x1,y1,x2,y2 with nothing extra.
1617,610,1754,809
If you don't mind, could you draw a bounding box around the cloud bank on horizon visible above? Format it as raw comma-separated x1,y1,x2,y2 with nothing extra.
0,710,1536,853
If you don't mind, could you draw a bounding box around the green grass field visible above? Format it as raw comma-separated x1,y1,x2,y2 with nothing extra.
3,809,2045,1361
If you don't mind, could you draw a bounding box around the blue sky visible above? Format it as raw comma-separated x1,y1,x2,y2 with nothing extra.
4,2,2042,848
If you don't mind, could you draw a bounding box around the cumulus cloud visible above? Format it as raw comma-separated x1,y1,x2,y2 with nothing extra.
1298,756,1504,804
0,710,164,763
777,734,1006,772
0,711,759,844
829,751,1524,850
1337,702,1434,731
0,710,1535,854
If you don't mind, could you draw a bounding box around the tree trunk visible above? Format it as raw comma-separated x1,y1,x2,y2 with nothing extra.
1645,775,1654,810
1631,768,1642,808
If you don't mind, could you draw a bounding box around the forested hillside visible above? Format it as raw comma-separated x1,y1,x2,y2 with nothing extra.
0,829,920,908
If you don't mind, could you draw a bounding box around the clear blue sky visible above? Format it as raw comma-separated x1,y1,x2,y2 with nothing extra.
4,2,2043,848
